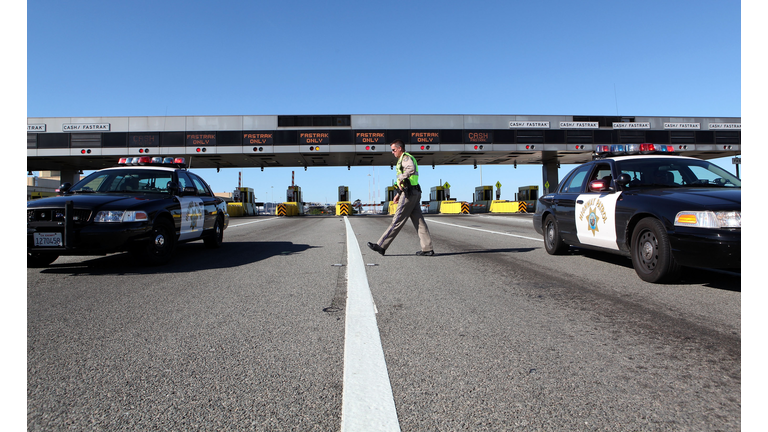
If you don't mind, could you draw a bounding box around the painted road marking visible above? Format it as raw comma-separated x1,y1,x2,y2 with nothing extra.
341,217,401,432
227,217,279,228
428,219,543,242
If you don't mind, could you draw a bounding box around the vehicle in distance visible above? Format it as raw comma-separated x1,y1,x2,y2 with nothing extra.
27,157,229,267
533,144,740,283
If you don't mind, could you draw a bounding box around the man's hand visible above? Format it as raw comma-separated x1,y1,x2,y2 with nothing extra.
393,194,400,204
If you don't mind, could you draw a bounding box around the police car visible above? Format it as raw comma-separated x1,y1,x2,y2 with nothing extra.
533,144,740,283
27,156,229,267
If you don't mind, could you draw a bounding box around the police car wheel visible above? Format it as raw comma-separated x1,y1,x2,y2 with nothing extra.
135,219,176,265
543,214,568,255
27,252,59,268
630,218,681,283
204,217,224,249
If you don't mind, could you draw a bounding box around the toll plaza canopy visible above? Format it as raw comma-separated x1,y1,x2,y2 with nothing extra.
27,114,741,173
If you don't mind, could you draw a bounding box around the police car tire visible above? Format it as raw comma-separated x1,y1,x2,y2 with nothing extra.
136,219,177,265
204,216,224,249
27,252,59,268
630,217,681,283
543,214,568,255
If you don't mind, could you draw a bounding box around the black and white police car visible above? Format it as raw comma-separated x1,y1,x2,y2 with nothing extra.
533,144,740,283
27,156,229,267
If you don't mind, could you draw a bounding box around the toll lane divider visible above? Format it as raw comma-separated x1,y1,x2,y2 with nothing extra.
336,201,352,216
276,202,300,216
341,217,401,432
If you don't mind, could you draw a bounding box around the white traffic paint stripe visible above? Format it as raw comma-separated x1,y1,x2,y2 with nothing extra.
428,218,544,242
341,217,401,432
227,217,279,228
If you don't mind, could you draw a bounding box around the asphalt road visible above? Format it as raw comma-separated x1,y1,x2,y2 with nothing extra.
27,214,741,431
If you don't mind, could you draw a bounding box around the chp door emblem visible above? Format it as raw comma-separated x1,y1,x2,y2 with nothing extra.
579,198,608,236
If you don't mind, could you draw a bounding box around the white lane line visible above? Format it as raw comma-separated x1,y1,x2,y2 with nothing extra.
341,217,401,432
227,217,279,228
427,218,543,242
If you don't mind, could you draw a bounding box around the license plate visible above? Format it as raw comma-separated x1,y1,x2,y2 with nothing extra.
34,232,63,247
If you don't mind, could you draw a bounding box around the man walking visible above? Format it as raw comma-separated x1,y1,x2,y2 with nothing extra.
367,139,434,256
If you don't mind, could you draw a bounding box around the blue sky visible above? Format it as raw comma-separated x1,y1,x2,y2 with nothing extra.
24,0,743,204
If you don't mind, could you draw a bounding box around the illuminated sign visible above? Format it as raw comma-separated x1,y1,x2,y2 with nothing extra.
464,131,492,143
63,123,110,131
664,123,700,129
709,123,741,130
612,122,650,129
509,121,549,128
300,132,329,145
355,131,386,144
410,131,439,144
186,133,216,146
560,122,598,129
244,132,274,145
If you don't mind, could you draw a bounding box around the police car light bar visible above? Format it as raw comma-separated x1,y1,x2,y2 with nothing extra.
594,143,675,155
117,157,187,167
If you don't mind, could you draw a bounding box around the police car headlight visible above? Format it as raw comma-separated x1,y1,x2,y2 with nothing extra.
674,211,741,228
94,210,149,223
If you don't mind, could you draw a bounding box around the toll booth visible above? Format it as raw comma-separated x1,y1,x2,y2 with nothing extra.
338,186,349,202
285,185,304,215
232,187,258,216
515,185,539,213
383,186,397,214
429,186,447,214
336,186,352,216
471,185,493,213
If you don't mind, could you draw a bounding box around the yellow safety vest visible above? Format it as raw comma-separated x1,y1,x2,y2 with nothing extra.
396,152,419,186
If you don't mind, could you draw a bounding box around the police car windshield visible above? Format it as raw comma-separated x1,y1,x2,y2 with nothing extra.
70,169,174,194
616,157,740,189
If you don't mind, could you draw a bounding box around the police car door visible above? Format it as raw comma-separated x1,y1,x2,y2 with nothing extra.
175,171,205,241
554,164,593,244
187,172,218,231
574,163,621,251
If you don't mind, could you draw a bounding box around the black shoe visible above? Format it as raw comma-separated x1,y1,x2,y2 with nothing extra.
367,242,385,256
415,250,434,256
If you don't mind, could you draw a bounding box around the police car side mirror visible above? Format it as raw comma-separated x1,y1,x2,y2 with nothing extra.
617,174,631,187
57,182,72,194
167,181,180,195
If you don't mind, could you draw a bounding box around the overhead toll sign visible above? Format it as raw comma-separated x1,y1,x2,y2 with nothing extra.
28,124,46,132
411,131,439,144
560,122,599,129
186,133,216,146
63,123,110,131
664,123,700,129
710,123,741,129
130,133,159,147
300,132,329,145
464,131,492,143
244,132,274,145
509,121,549,129
613,122,650,129
355,131,386,144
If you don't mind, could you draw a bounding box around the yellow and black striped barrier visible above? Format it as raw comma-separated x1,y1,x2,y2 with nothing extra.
461,202,470,214
276,203,286,216
336,201,352,216
518,201,527,213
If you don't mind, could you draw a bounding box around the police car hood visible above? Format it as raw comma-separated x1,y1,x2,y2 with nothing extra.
27,193,159,209
634,187,741,209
